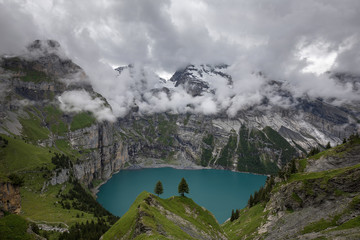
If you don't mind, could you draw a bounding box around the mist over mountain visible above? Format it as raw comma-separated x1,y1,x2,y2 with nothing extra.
1,0,360,119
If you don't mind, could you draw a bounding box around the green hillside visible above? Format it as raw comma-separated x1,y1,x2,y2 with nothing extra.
102,191,227,240
222,134,360,239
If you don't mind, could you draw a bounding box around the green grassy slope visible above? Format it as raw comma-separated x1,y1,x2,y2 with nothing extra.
0,134,112,229
222,203,268,240
0,214,35,240
0,134,53,174
70,112,96,131
223,136,360,239
102,191,226,240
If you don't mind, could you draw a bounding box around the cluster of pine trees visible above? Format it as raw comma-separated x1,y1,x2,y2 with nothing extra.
51,153,73,169
277,158,297,180
154,177,189,197
248,176,275,207
59,219,110,240
8,173,24,187
59,180,118,222
0,136,8,148
307,147,320,157
230,209,240,222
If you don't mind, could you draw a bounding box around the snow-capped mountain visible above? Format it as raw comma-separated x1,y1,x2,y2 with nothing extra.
169,64,232,96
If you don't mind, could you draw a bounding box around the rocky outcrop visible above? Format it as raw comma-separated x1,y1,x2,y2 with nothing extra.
50,169,70,185
305,143,360,173
0,182,21,215
248,139,360,239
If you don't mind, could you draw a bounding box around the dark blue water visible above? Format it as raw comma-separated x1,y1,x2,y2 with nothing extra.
96,168,267,223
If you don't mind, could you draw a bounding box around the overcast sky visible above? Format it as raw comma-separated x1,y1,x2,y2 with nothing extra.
1,0,360,118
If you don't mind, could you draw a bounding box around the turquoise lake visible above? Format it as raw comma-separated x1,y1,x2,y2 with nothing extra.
96,168,267,223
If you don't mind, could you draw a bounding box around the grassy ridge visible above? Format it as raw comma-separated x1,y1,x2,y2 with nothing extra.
0,134,53,174
102,191,226,240
223,138,360,239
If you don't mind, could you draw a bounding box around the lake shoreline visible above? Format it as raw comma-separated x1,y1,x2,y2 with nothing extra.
95,166,268,223
92,163,269,196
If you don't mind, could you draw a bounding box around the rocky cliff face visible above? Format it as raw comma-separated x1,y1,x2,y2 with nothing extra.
70,122,128,185
0,182,21,215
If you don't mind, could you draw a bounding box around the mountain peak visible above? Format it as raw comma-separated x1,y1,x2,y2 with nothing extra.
169,63,232,96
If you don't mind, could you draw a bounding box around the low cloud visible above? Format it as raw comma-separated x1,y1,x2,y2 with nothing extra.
1,0,360,118
58,90,116,122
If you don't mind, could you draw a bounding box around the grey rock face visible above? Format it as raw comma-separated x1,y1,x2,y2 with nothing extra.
306,144,360,173
118,101,357,174
255,142,360,240
50,169,69,185
70,121,129,186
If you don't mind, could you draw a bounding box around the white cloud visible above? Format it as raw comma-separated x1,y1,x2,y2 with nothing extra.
0,0,360,118
58,90,116,122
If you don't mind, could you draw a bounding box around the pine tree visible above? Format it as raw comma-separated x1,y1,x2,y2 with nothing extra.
178,177,189,197
235,209,240,220
230,209,235,222
326,142,331,149
290,158,297,174
154,180,164,196
248,194,254,207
